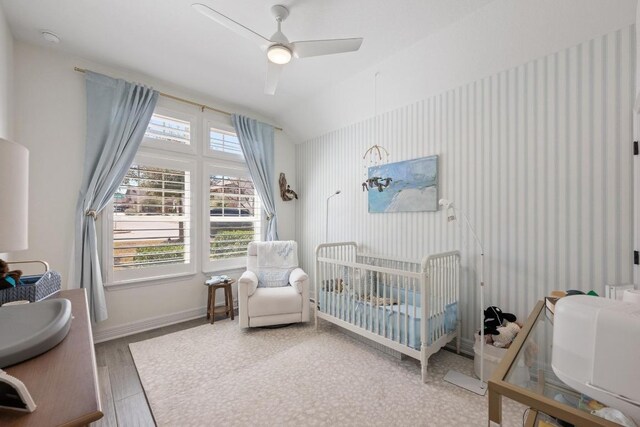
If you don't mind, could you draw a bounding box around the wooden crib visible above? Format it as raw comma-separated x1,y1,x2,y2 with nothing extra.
315,242,461,382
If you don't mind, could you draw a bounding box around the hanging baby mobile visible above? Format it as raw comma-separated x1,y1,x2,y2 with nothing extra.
361,71,393,193
361,144,393,192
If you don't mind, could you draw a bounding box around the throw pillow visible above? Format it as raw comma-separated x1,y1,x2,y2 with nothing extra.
257,268,291,288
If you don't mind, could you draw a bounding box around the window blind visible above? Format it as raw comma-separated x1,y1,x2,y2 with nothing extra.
113,164,191,270
145,114,191,145
209,175,260,260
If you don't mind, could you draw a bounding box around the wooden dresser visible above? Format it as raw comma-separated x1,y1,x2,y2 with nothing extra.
0,289,103,426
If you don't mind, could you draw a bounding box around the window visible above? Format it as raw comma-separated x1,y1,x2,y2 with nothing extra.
208,174,261,266
209,127,242,156
145,114,191,145
103,104,263,286
108,156,195,283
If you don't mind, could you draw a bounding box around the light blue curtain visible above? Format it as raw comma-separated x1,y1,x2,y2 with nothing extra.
74,71,158,323
231,115,278,241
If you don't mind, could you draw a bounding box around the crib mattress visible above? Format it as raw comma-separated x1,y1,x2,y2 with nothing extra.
319,292,457,349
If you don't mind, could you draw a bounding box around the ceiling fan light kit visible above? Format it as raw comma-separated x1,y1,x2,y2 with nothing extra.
267,45,292,65
192,3,364,94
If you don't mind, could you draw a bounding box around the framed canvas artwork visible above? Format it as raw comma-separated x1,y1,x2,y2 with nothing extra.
368,155,438,213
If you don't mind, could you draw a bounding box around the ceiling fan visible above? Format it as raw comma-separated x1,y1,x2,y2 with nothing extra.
192,3,364,95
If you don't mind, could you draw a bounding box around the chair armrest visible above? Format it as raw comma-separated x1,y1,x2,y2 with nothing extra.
289,268,308,294
239,271,259,296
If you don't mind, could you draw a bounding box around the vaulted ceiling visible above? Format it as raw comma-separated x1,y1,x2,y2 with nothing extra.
1,0,494,127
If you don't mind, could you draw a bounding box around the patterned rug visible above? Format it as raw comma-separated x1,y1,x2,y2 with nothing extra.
129,318,525,426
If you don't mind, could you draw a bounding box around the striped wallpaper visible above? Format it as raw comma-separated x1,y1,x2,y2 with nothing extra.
295,26,635,350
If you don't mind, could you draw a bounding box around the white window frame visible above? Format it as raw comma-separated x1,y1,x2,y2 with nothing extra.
141,106,198,155
202,160,263,272
203,115,244,162
102,152,197,286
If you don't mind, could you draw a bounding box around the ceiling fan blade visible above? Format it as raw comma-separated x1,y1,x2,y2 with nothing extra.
291,38,363,58
265,61,283,95
192,3,271,48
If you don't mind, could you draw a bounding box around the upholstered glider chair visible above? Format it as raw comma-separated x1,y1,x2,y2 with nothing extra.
238,241,310,328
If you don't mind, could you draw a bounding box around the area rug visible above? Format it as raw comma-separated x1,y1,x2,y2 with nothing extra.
129,319,525,426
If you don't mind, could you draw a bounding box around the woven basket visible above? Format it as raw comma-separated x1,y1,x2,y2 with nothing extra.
0,261,61,305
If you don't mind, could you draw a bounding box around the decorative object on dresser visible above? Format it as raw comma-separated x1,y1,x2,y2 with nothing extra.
439,198,487,396
238,241,309,328
0,261,61,305
0,370,36,413
315,241,460,383
553,296,640,424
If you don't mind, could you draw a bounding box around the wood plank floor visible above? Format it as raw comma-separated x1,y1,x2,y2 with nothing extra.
92,314,227,426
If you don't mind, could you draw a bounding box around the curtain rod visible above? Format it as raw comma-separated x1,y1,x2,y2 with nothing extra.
73,67,283,131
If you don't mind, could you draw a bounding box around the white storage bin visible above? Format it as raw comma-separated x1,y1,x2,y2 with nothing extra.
473,336,530,385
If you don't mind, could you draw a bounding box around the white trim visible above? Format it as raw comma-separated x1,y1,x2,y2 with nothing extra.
93,300,237,343
104,271,197,290
93,306,206,343
453,337,475,358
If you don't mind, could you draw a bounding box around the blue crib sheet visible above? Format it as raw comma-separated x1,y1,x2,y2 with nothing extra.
319,291,457,350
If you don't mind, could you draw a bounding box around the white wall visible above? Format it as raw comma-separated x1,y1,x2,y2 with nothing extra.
0,2,13,139
0,2,13,261
281,0,636,142
295,8,636,351
13,41,296,340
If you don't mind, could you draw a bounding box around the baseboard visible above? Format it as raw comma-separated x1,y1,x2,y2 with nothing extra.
93,301,236,344
445,337,474,358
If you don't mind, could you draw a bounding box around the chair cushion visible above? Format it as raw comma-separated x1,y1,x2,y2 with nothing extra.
248,286,302,317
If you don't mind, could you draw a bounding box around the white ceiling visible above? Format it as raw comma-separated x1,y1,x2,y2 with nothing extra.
1,0,494,125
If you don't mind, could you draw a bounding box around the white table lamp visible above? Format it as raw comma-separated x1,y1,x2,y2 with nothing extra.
0,138,29,253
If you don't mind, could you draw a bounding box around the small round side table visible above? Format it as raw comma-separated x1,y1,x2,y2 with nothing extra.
205,279,235,324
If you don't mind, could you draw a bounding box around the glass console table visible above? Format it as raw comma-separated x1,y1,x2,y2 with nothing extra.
488,300,620,427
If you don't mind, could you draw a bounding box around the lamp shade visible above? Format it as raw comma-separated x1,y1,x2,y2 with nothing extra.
0,138,29,252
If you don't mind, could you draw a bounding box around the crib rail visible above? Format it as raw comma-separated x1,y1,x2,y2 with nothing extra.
315,242,461,382
421,251,460,352
357,253,421,274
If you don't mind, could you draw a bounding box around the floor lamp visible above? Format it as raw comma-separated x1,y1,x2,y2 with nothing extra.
439,198,487,396
325,190,341,242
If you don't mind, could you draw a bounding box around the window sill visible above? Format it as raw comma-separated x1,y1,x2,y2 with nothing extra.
104,271,198,291
202,265,245,276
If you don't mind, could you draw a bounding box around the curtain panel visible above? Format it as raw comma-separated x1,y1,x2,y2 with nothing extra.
232,115,279,241
74,71,158,323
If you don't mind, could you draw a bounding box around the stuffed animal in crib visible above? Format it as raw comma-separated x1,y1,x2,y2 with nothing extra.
0,259,22,290
492,321,521,348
